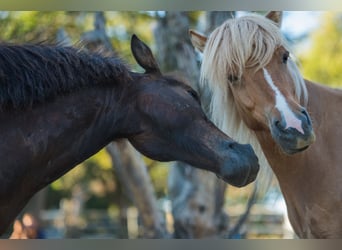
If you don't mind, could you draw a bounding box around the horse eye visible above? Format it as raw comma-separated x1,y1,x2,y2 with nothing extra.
228,74,239,84
282,51,290,64
187,89,200,102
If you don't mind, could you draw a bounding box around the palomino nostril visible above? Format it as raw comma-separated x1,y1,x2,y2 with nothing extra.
274,120,282,130
301,109,311,125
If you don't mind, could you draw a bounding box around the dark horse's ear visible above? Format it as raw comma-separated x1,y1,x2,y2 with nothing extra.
131,34,161,75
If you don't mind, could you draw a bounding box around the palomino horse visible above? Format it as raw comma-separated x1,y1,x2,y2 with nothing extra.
0,35,259,235
190,11,342,238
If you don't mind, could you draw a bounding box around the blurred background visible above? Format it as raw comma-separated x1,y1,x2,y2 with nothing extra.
1,11,341,239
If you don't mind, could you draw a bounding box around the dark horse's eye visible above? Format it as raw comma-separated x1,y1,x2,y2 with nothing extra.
282,51,290,64
187,89,200,102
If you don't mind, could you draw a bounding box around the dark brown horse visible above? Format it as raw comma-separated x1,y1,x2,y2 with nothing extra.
0,35,259,234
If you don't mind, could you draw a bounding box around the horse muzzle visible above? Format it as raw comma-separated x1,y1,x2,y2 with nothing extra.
217,143,259,187
270,109,316,154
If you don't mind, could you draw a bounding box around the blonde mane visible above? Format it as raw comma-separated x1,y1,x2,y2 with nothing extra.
199,13,308,193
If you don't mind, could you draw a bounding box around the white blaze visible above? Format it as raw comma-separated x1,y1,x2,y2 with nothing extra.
263,68,304,134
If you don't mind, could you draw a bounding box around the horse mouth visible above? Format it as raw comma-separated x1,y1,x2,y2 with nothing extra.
283,145,309,155
296,145,309,152
217,144,260,187
271,127,315,155
216,167,257,187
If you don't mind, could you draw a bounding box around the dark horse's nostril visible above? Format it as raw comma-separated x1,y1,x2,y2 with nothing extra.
227,142,235,149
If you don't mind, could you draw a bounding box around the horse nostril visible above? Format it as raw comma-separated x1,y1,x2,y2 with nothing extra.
301,109,311,125
274,119,287,131
223,141,235,150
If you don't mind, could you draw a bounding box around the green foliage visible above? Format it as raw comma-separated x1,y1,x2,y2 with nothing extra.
105,11,155,68
0,11,92,43
145,159,169,197
299,12,342,87
0,11,155,66
46,149,118,209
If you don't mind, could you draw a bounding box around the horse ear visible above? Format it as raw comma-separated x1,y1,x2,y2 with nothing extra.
131,34,161,75
265,11,283,27
189,29,207,53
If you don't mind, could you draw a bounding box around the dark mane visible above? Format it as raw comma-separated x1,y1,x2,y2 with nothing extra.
0,43,131,109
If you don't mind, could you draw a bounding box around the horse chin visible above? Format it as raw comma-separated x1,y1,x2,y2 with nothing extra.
281,145,309,155
217,169,256,187
218,144,260,187
272,129,315,155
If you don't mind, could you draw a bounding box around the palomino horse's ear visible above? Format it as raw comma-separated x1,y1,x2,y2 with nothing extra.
131,34,161,75
265,11,283,27
189,29,207,53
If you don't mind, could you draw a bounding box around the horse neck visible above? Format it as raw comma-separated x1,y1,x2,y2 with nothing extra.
43,80,140,160
253,79,341,200
0,75,141,235
253,80,342,238
5,82,132,180
253,131,298,176
58,85,130,149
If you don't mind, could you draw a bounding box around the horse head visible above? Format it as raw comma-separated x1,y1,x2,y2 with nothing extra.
190,11,315,155
126,34,260,187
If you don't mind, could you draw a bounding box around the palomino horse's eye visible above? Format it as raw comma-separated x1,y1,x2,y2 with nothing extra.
282,51,290,64
228,74,239,84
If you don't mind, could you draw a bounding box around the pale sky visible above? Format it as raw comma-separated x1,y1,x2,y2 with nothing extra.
281,11,324,39
236,11,324,39
235,11,326,54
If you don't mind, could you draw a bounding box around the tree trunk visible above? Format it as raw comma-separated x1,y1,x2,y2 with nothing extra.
154,11,232,238
204,11,235,33
106,141,167,238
